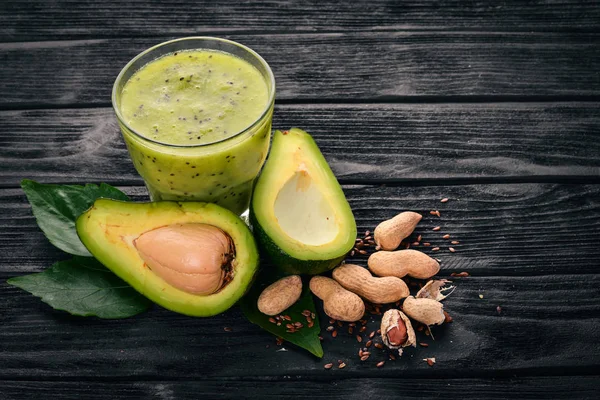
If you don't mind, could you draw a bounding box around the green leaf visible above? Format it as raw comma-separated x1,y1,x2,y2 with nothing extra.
7,257,152,319
240,270,323,358
21,179,129,256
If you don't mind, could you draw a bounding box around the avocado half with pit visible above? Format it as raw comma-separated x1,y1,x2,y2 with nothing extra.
251,128,356,275
76,200,258,317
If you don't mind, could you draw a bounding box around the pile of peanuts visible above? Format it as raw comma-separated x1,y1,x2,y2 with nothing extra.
257,211,454,353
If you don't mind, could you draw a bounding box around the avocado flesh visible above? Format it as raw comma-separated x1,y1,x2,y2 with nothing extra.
251,128,356,274
76,200,258,317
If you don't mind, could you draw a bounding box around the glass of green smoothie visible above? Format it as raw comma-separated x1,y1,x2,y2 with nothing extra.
112,37,275,215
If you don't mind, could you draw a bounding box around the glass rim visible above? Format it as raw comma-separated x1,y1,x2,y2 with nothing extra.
111,36,276,148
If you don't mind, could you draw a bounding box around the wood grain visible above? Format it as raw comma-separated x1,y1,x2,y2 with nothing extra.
1,103,599,187
1,183,599,276
1,32,599,108
1,0,599,42
1,273,598,379
0,376,598,399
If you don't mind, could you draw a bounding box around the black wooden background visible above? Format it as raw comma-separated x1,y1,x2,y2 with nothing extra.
1,1,599,398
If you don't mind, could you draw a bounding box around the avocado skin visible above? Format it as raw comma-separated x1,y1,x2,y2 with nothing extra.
250,207,345,275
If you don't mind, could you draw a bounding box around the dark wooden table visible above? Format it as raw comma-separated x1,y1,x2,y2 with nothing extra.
1,1,599,398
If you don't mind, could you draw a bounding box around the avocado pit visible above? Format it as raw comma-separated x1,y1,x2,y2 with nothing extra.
134,223,235,295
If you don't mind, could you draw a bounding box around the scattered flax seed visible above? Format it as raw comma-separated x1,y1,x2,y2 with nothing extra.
362,351,371,356
432,247,440,251
374,343,384,349
360,355,370,361
451,240,460,245
356,335,363,343
432,226,441,231
440,198,449,203
286,324,294,329
223,327,232,332
283,315,292,321
268,317,276,324
358,249,367,255
417,234,422,242
329,319,336,324
450,271,469,277
359,349,363,357
324,363,333,369
308,321,314,328
348,327,354,334
359,326,367,333
364,236,372,241
365,230,371,236
497,306,502,314
424,358,436,366
294,322,303,328
302,310,311,317
326,325,334,331
430,210,441,217
422,242,431,246
332,330,338,338
389,353,396,361
365,340,373,348
369,331,376,339
442,234,451,239
376,361,385,368
276,337,284,346
338,362,346,369
412,241,420,246
449,247,456,253
419,342,429,347
350,251,355,256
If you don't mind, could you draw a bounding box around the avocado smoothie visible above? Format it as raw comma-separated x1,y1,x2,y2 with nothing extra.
113,38,274,215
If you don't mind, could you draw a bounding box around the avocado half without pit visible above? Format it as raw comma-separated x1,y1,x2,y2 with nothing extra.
251,128,357,275
76,201,258,317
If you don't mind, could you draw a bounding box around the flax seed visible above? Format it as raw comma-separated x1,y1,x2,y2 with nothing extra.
369,331,375,339
286,324,294,329
374,343,384,349
276,337,284,345
338,362,346,369
419,342,429,347
268,317,276,324
365,230,371,236
449,247,456,253
376,361,385,368
451,241,460,245
432,226,441,231
308,321,314,328
360,326,367,333
389,353,396,361
223,327,232,332
432,247,440,251
356,335,363,343
366,340,372,348
440,198,449,203
359,349,363,357
332,330,338,338
423,242,431,246
283,315,291,321
412,241,420,246
348,327,354,334
302,310,311,317
358,249,367,255
324,363,333,369
329,319,336,324
361,355,370,361
350,250,355,256
294,322,303,328
425,358,435,366
326,325,334,331
442,234,450,239
286,329,295,333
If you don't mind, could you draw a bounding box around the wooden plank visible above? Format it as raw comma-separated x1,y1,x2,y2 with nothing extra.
0,376,598,399
0,273,598,379
1,103,599,186
1,0,599,42
1,32,599,108
1,183,599,276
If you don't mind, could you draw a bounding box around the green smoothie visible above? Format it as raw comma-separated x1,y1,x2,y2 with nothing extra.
116,48,273,214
